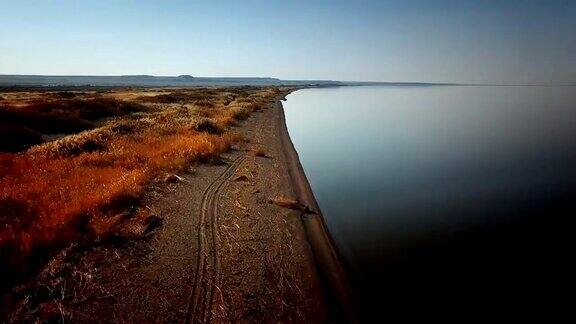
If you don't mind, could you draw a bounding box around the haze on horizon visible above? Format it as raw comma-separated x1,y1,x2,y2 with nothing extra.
1,0,575,84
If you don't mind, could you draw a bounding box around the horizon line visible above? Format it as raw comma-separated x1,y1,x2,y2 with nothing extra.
0,73,574,87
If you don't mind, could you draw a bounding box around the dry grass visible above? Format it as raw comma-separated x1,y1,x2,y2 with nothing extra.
0,86,283,283
228,106,252,120
191,118,225,134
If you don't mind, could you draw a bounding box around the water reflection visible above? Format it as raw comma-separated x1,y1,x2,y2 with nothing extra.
284,86,575,321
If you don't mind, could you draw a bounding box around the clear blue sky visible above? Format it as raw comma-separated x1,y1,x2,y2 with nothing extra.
1,0,574,83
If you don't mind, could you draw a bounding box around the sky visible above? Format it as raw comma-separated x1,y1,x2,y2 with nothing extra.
0,0,575,83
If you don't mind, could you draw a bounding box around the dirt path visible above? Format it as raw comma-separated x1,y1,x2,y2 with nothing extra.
187,154,246,323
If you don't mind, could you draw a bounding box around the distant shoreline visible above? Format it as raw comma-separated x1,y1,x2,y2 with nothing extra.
0,74,454,88
2,75,573,89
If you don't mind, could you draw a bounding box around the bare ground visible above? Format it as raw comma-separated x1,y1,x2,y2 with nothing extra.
6,95,329,323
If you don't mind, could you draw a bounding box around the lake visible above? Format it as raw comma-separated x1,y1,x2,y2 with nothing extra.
283,85,575,321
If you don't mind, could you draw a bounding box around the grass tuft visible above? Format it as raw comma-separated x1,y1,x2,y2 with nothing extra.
229,106,252,120
192,118,224,134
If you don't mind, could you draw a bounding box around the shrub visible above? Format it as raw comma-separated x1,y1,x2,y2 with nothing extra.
136,90,212,104
0,124,44,152
0,98,147,152
195,107,216,118
0,106,94,135
229,106,251,120
22,97,146,121
50,91,77,99
192,118,224,134
28,128,111,157
137,92,189,103
193,99,215,108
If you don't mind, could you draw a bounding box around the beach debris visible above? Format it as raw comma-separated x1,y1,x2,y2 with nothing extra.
270,196,302,210
269,196,300,209
143,215,163,237
269,196,318,214
164,173,184,183
233,174,250,182
253,148,270,158
118,214,163,239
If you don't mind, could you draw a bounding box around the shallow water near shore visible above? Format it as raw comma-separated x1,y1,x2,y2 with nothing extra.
283,85,576,320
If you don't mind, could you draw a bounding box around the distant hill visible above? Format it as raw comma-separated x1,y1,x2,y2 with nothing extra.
0,74,448,87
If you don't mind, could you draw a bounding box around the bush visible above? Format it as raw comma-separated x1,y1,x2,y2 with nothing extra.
0,124,44,152
50,91,77,99
29,129,109,157
229,106,251,120
136,90,212,104
193,99,215,108
192,118,224,134
0,98,146,152
0,107,94,135
22,97,146,121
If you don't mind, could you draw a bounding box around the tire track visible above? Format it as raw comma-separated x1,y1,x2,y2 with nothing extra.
187,154,246,324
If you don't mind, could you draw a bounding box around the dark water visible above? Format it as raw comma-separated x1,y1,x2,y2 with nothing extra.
283,86,575,321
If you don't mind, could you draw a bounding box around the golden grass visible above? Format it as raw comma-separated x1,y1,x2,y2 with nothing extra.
0,130,234,254
0,86,282,277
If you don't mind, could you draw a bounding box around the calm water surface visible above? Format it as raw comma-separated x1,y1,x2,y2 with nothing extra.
284,86,575,320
